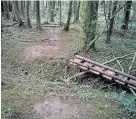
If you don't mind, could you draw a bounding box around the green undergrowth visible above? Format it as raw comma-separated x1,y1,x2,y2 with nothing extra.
1,21,136,119
72,85,136,119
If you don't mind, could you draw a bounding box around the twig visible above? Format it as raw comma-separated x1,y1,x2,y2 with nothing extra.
117,60,124,72
66,71,89,82
103,52,135,65
128,52,136,74
130,88,136,98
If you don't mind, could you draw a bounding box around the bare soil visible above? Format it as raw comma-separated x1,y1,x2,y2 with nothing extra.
33,96,92,119
24,27,69,60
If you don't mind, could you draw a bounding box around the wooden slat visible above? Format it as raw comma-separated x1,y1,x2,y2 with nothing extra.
75,55,136,80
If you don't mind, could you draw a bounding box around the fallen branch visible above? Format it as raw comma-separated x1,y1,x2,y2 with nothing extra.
117,60,124,72
103,52,135,65
66,71,89,82
86,27,106,51
128,52,136,74
130,88,136,98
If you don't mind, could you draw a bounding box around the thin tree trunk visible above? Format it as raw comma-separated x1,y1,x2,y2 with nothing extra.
121,1,132,30
82,1,99,51
73,1,77,22
35,1,42,31
9,1,12,12
75,1,81,21
49,1,55,22
26,1,32,28
108,1,112,20
59,1,62,26
1,1,4,15
3,1,10,19
21,1,25,17
106,1,118,43
12,1,24,27
63,1,73,31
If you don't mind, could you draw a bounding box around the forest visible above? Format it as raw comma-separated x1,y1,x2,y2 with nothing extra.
1,0,136,119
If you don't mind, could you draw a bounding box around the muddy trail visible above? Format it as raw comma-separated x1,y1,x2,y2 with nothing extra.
24,27,70,60
33,96,92,119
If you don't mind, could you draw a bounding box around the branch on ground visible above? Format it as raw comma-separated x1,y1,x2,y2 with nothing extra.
128,52,136,74
103,52,135,65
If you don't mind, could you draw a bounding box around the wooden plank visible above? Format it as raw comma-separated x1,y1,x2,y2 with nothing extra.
70,60,136,87
75,55,136,80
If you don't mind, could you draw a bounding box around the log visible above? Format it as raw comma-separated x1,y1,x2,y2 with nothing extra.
74,55,136,80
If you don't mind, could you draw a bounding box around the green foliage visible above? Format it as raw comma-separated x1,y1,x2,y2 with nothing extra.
105,91,136,112
128,22,136,29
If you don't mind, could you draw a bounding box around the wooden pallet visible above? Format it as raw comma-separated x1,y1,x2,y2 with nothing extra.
70,55,136,90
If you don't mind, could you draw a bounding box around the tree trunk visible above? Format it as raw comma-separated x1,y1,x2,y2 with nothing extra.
108,1,112,21
73,1,77,22
9,1,12,12
12,1,24,27
59,1,62,26
49,1,55,22
3,1,10,19
82,1,99,51
21,1,25,17
63,1,73,31
106,1,118,43
121,1,132,30
1,1,4,15
26,1,32,28
75,1,81,22
35,1,42,31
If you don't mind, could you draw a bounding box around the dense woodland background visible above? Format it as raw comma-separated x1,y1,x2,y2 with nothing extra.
2,1,136,49
1,0,136,119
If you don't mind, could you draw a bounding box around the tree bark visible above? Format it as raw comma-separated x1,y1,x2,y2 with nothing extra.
82,1,99,51
3,1,10,19
9,1,12,12
75,1,81,21
12,1,24,27
26,1,32,28
106,1,118,43
1,1,4,15
21,1,25,17
121,1,132,30
59,1,62,26
35,1,42,31
49,1,55,22
63,1,73,31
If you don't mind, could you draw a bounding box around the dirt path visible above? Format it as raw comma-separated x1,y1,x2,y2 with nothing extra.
33,96,92,119
24,27,70,60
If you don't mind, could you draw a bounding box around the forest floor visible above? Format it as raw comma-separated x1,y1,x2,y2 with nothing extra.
1,18,136,119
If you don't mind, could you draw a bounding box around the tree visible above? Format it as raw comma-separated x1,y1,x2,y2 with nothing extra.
1,1,4,15
49,1,55,22
12,1,24,27
21,1,25,17
35,1,42,31
59,1,62,26
121,1,132,30
26,1,32,28
75,1,81,22
64,1,73,31
106,1,118,43
3,1,10,19
82,1,99,51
